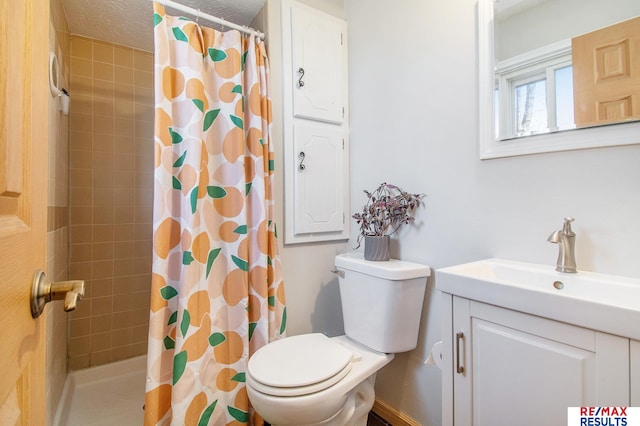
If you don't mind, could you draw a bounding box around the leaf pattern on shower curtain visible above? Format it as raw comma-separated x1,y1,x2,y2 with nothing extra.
145,3,286,425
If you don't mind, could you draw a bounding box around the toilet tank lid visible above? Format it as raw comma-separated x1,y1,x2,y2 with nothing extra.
335,253,430,280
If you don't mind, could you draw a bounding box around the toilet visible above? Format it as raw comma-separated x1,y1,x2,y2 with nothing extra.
246,252,430,426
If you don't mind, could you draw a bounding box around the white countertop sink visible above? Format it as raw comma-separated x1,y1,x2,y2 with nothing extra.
436,258,640,340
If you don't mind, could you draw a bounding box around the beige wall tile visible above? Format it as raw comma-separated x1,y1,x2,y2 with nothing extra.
111,346,133,362
115,117,135,135
68,355,90,370
93,133,115,153
69,265,92,289
70,169,93,188
112,293,134,312
114,206,135,224
92,242,114,261
111,327,133,347
90,314,112,334
93,97,114,118
68,336,90,355
71,113,93,132
111,311,132,330
93,115,115,135
70,75,92,96
114,65,134,85
92,224,114,242
90,332,112,353
71,36,92,59
114,45,134,68
91,297,113,317
90,278,113,298
71,243,92,263
91,350,112,366
70,187,92,206
93,41,114,64
134,69,153,89
93,206,114,225
93,61,114,81
71,56,92,78
70,149,93,169
69,318,91,338
70,206,92,225
70,130,92,151
69,226,93,245
133,50,153,71
114,224,135,241
114,188,135,207
92,78,114,98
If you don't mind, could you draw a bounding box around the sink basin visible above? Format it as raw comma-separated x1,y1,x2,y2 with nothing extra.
436,258,640,340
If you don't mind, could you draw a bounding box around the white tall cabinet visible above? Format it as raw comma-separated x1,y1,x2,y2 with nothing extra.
441,293,632,425
281,0,349,244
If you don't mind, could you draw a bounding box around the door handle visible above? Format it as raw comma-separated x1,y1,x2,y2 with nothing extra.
456,332,465,374
297,67,305,88
31,269,85,318
298,151,306,170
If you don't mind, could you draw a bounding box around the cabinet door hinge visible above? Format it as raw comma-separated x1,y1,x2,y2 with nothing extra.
342,107,345,118
342,138,345,149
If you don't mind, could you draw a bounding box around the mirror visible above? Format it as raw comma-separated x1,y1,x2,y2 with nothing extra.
478,0,640,159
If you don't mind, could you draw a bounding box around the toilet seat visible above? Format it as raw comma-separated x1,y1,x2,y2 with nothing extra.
247,333,354,397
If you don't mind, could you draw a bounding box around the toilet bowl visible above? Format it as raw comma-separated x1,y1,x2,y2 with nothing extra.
246,253,430,426
247,334,393,426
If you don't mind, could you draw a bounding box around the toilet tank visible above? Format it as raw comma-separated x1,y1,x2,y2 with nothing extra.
334,253,430,353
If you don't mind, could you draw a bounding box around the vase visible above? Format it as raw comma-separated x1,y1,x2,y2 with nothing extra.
364,235,390,261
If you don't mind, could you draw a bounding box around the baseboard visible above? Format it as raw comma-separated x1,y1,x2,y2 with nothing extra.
372,398,421,426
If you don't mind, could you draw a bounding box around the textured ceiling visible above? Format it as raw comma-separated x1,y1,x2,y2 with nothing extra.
62,0,267,51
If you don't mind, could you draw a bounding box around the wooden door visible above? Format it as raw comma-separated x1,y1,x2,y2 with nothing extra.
572,16,640,127
0,0,50,423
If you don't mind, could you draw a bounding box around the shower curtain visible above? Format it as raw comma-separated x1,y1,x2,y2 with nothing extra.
145,3,286,425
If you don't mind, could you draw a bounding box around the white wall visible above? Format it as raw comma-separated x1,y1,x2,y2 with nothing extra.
345,0,640,424
497,0,640,60
259,0,349,339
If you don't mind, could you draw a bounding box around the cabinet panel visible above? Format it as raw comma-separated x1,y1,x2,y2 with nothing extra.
291,5,345,123
293,122,344,235
472,318,595,424
449,297,630,426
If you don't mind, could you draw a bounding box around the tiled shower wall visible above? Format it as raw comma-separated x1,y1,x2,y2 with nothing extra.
68,36,154,369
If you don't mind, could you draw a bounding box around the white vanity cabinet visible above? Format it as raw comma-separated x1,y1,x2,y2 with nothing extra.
281,0,349,244
441,293,630,426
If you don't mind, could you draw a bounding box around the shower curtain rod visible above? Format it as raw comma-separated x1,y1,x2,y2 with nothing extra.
155,0,265,39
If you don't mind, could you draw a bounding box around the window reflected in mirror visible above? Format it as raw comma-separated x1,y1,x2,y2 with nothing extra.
494,0,640,141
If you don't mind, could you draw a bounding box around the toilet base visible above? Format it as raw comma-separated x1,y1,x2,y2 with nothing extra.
268,375,376,426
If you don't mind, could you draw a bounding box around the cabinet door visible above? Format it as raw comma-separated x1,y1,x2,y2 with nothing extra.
293,121,345,235
291,4,346,124
452,298,629,426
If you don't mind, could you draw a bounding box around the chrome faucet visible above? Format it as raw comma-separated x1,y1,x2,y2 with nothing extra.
547,217,577,273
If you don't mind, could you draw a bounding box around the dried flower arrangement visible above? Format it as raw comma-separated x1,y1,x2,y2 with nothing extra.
352,182,425,250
